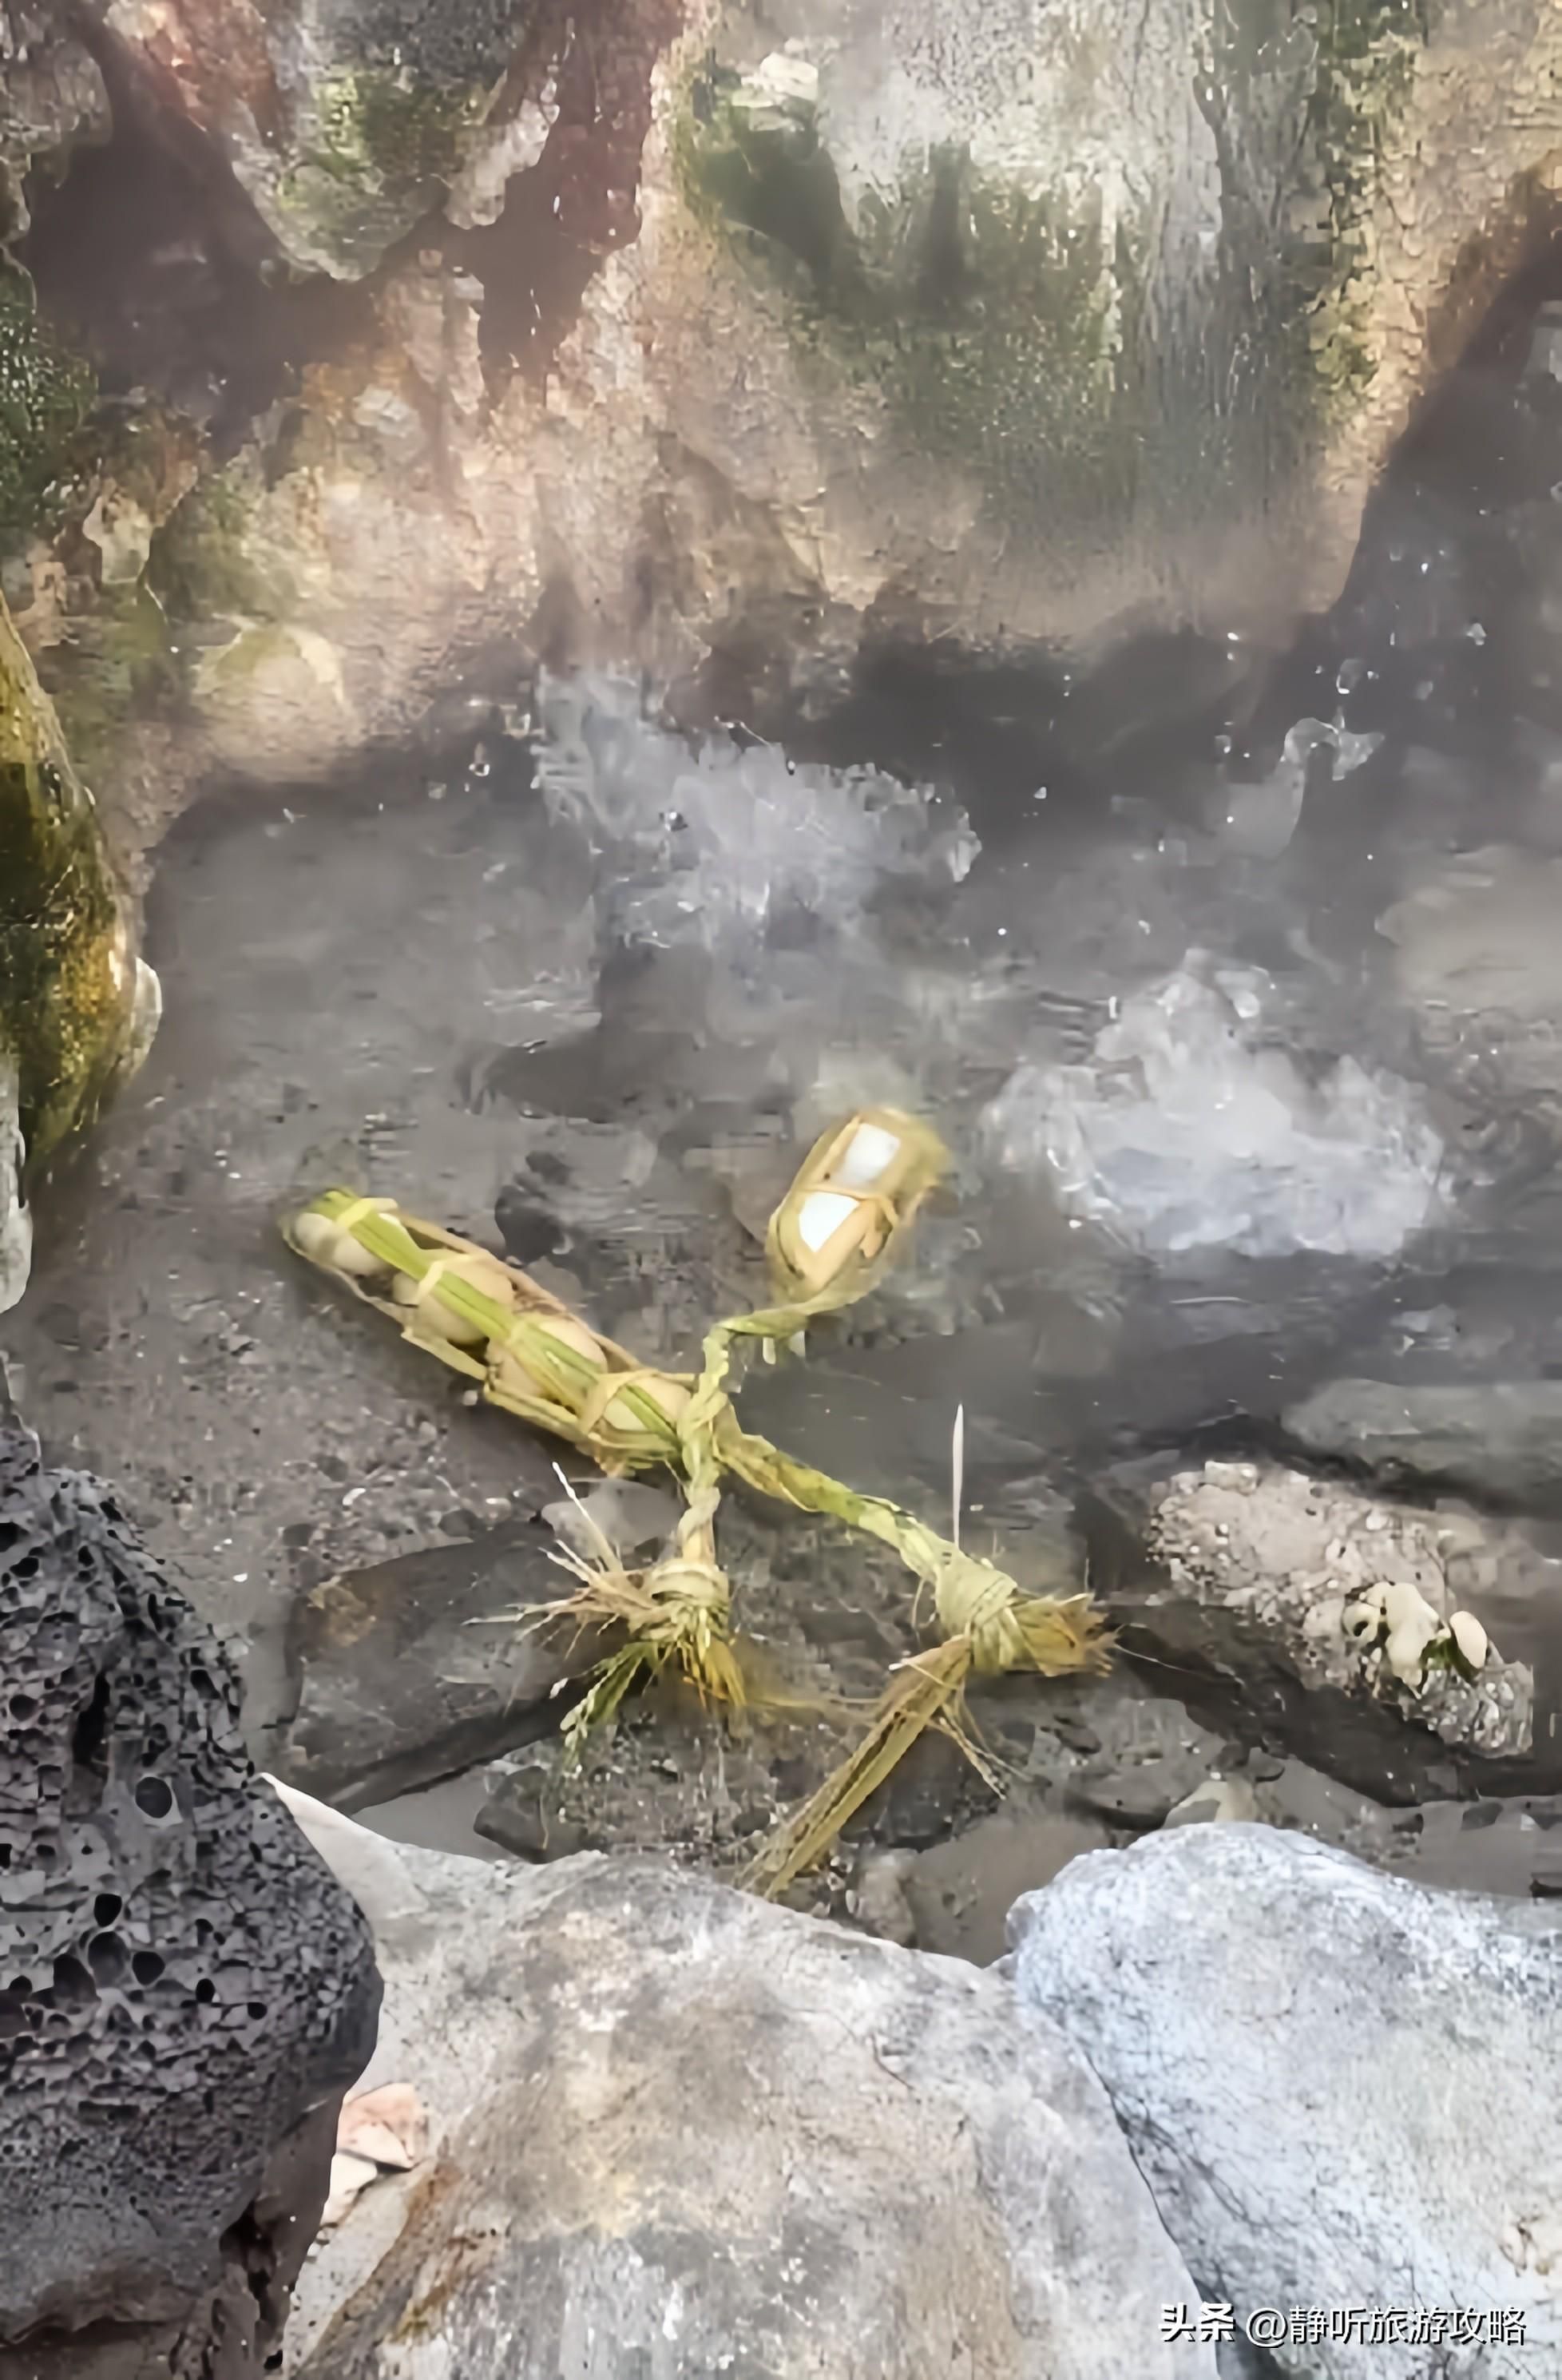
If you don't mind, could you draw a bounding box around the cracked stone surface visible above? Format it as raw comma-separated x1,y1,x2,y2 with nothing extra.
1085,1457,1552,1802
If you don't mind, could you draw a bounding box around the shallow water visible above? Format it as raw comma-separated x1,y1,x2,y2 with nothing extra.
12,291,1562,1914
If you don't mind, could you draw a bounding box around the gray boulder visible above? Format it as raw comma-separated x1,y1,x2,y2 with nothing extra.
279,1789,1216,2379
1009,1824,1562,2379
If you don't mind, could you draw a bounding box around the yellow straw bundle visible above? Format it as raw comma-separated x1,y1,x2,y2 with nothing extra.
740,1553,1110,1898
287,1192,751,1731
529,1474,747,1755
283,1106,1110,1891
287,1192,691,1475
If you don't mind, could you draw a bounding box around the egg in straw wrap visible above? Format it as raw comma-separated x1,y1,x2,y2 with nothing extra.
764,1106,949,1319
391,1248,517,1346
284,1189,690,1474
285,1188,751,1729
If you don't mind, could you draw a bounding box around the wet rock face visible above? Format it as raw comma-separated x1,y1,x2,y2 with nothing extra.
5,0,1553,846
0,584,159,1315
99,0,654,284
0,1427,381,2353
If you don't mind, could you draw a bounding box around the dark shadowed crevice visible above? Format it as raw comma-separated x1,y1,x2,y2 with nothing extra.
1272,203,1562,762
15,19,376,456
16,0,688,457
442,0,684,387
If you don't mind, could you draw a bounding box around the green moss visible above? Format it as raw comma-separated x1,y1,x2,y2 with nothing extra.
275,68,486,268
678,69,1141,535
41,430,295,795
147,470,289,626
1203,0,1430,430
348,71,481,185
0,266,95,556
680,12,1431,540
1304,0,1429,402
676,61,853,288
0,591,144,1166
1420,1631,1482,1683
874,169,1140,530
42,582,180,793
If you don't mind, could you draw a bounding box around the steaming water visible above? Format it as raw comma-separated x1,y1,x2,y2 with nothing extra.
12,271,1562,1872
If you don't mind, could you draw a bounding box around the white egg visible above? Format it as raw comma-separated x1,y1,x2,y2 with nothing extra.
603,1374,689,1435
1448,1609,1489,1672
795,1189,858,1253
293,1209,387,1279
832,1121,902,1190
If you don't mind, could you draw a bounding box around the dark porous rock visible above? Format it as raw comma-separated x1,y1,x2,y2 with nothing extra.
274,1522,597,1811
0,1427,380,2377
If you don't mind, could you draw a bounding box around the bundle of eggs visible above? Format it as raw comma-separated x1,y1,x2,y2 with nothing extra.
291,1208,687,1438
769,1109,942,1300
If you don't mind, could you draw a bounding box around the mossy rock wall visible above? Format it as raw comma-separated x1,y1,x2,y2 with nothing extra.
0,589,153,1175
7,0,1558,824
104,0,541,278
0,265,93,553
671,0,1446,580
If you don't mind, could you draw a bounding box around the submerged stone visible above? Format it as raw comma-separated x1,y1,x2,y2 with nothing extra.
275,1521,599,1810
1286,1378,1562,1511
